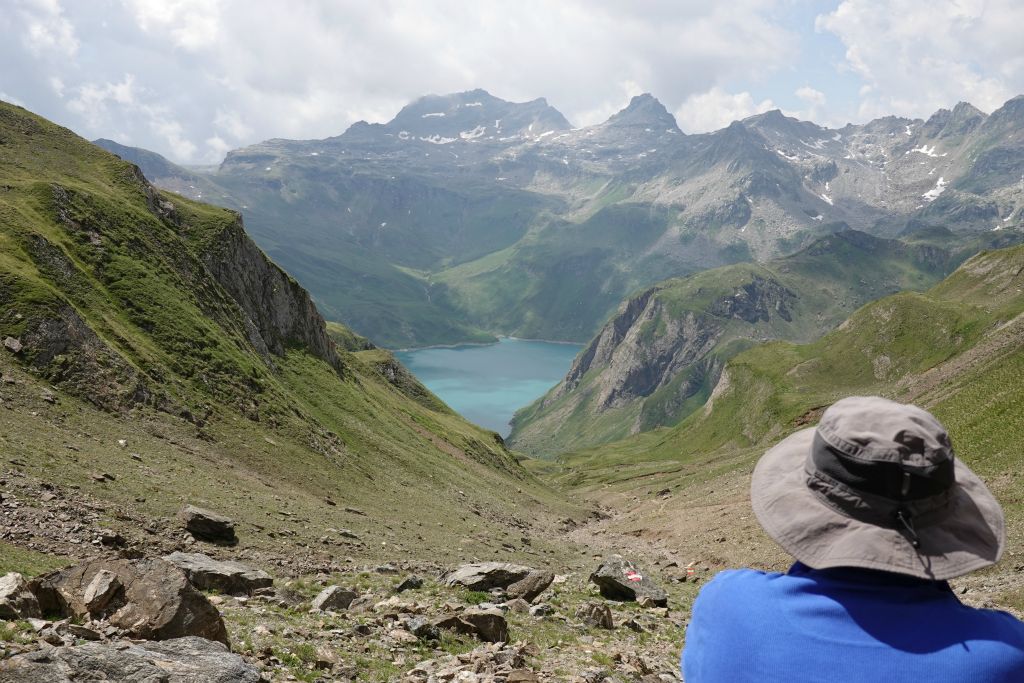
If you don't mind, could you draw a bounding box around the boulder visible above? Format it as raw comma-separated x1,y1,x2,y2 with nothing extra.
432,614,478,637
31,558,228,644
529,603,553,617
81,569,121,616
407,616,440,641
179,505,237,544
576,602,614,629
395,575,424,593
311,585,358,612
0,636,260,682
589,555,667,607
163,552,273,596
444,562,533,591
0,573,41,620
506,570,554,602
461,607,509,643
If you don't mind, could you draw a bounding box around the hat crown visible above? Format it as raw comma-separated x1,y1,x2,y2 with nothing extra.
817,396,953,467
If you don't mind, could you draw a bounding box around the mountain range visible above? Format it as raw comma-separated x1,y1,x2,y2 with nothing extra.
96,89,1024,349
3,88,1024,680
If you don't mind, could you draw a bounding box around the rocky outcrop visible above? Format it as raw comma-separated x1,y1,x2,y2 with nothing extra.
163,552,272,595
179,505,237,545
405,642,532,682
590,555,668,607
0,637,260,683
0,573,41,620
200,213,340,372
311,585,358,612
444,563,534,591
505,570,554,603
461,607,509,643
31,558,228,644
576,602,614,629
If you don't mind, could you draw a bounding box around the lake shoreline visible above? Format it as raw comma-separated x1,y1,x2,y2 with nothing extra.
394,338,582,436
389,335,583,353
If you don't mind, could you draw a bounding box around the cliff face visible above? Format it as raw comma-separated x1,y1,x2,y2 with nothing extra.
509,231,950,456
510,272,795,455
199,214,340,371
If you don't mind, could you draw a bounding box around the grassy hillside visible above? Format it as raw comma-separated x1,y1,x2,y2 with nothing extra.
534,245,1024,576
0,100,583,568
509,231,949,456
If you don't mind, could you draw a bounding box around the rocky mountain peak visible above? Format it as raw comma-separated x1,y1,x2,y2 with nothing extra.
923,101,986,139
742,108,826,141
376,89,571,142
986,94,1024,127
605,93,680,132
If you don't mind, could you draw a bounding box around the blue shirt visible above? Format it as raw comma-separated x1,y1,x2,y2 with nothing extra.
682,563,1024,682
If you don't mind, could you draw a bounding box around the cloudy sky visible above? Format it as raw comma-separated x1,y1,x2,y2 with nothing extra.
2,0,1022,164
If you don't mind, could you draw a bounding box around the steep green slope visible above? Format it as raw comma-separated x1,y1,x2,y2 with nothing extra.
0,101,582,565
509,230,948,456
546,244,1024,511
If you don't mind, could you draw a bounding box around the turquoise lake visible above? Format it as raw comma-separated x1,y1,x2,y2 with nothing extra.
395,338,582,436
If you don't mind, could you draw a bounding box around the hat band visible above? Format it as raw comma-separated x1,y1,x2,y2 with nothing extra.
811,432,954,502
806,430,955,530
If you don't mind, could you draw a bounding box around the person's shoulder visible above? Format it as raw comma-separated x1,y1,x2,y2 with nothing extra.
696,567,783,602
969,605,1024,642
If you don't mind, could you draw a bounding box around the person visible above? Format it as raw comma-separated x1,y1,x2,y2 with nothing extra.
681,395,1024,682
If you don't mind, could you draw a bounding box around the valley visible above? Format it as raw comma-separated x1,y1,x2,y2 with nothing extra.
1,83,1024,683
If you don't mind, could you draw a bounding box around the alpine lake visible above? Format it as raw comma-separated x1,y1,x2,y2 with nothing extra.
394,338,582,436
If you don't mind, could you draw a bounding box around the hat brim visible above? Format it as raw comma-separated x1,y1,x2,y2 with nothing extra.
751,428,1006,580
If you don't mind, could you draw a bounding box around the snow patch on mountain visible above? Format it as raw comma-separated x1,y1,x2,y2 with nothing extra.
420,134,456,145
922,177,947,201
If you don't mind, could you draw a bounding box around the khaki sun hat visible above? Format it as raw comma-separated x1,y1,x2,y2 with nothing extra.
750,396,1005,580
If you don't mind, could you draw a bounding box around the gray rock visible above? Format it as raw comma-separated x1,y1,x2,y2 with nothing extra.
432,614,477,637
589,555,667,606
82,569,121,616
0,573,41,620
31,558,228,644
311,585,357,612
3,337,22,354
406,616,440,641
444,562,533,591
462,607,509,643
179,505,237,545
163,552,273,596
0,636,260,682
395,575,424,593
506,570,554,602
503,598,530,614
528,603,553,617
576,602,614,629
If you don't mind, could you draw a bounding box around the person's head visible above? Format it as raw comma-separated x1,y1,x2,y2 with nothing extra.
751,395,1004,580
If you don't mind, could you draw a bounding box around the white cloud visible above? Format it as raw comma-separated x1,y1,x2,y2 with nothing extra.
16,0,79,57
0,0,797,162
67,75,138,127
817,0,1024,119
205,134,231,161
0,92,26,107
48,76,65,98
122,0,223,51
675,87,775,133
149,113,197,159
792,85,827,122
213,109,253,141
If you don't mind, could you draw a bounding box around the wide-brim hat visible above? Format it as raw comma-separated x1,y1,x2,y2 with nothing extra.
751,396,1005,580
